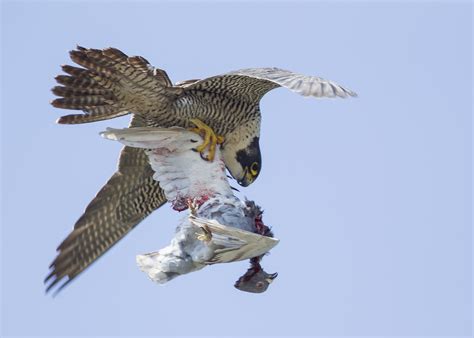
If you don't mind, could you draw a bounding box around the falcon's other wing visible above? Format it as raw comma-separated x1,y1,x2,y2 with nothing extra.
189,215,279,264
101,127,233,209
184,67,357,103
45,116,166,294
52,46,182,124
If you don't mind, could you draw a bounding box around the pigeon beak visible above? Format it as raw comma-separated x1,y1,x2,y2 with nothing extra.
265,272,278,284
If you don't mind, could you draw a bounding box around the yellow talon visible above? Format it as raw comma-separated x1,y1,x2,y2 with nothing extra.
189,118,224,161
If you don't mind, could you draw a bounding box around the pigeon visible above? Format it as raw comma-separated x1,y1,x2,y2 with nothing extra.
101,127,279,292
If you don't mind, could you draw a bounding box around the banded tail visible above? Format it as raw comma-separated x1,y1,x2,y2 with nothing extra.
51,46,181,124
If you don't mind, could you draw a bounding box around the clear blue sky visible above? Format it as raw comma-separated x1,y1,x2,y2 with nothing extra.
1,1,471,337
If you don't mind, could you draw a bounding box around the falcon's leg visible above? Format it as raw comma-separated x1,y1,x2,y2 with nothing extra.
189,118,225,162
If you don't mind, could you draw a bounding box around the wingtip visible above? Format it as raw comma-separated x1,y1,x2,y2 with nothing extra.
44,270,55,284
338,88,357,99
45,279,68,297
50,279,72,297
44,275,59,293
99,128,118,141
44,270,74,296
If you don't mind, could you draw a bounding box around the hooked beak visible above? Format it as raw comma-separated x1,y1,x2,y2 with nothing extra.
265,272,278,284
238,168,254,187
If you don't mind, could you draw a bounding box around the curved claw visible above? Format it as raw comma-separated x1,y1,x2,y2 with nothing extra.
189,118,224,161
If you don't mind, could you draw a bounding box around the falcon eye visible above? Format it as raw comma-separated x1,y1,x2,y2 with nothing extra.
250,162,259,176
256,281,264,288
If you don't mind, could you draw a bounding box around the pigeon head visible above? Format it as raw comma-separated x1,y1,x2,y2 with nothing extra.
234,259,278,293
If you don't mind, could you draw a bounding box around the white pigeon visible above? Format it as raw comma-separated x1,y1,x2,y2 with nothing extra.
101,127,279,290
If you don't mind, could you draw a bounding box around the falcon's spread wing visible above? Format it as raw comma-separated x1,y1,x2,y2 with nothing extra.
53,46,356,125
52,46,182,124
101,127,233,210
184,67,357,103
189,215,279,265
45,116,166,294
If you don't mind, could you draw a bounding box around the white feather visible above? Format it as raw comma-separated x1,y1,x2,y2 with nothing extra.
102,127,279,285
101,127,233,205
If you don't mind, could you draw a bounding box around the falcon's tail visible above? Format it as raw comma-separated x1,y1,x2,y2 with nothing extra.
136,249,200,284
51,46,177,124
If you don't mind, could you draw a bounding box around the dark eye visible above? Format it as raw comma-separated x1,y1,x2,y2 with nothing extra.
256,281,264,288
250,162,259,176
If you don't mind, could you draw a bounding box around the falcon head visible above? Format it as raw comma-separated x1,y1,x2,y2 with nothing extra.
234,260,278,293
223,135,261,187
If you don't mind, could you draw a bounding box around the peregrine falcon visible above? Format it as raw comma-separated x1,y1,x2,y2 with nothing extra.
101,126,279,292
46,46,356,293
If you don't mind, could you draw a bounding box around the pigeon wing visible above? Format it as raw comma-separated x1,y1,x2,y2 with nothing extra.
189,215,279,264
101,127,233,206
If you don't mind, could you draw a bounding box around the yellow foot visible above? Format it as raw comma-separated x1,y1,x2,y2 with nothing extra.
189,118,225,161
196,225,212,242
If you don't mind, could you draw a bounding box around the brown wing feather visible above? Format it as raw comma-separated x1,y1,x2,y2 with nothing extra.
45,116,166,294
185,67,357,103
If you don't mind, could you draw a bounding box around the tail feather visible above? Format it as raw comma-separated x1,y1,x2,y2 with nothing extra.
69,50,115,78
55,107,126,124
61,65,92,77
51,46,176,125
52,95,113,109
55,74,100,90
52,86,111,98
136,251,194,284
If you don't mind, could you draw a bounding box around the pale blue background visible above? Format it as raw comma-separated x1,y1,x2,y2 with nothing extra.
1,1,471,337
